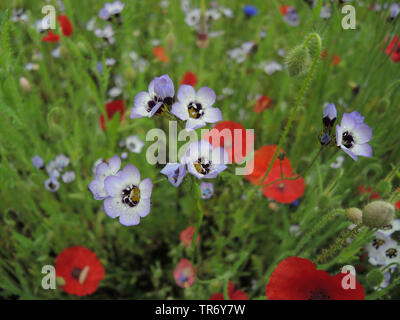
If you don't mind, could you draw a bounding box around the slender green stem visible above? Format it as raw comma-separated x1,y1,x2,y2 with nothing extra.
314,225,362,265
190,179,204,284
230,33,322,239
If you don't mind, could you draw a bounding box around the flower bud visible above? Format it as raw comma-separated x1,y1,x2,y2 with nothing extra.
366,269,384,287
362,201,395,228
320,133,331,146
307,35,320,58
286,45,311,77
322,103,337,128
376,180,392,197
345,208,363,225
19,76,31,92
165,31,176,53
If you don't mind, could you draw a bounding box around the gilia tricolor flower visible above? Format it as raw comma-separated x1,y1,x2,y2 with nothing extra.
160,163,186,187
336,111,372,161
200,182,214,199
131,75,174,119
99,1,125,21
182,140,228,179
89,155,121,200
103,164,153,226
266,257,365,300
56,246,105,297
171,85,222,130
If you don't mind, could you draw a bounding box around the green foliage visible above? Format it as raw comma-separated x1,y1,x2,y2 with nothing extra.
0,0,399,300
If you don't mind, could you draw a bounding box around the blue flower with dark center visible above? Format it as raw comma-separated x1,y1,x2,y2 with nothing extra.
336,111,372,161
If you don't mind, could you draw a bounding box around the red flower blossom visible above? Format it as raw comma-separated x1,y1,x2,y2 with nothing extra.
58,15,73,37
266,257,365,300
174,259,195,289
153,46,170,63
210,281,249,300
395,188,400,210
385,36,400,63
99,99,125,131
261,164,305,204
203,121,254,164
279,6,291,15
181,71,198,86
332,54,341,66
42,30,60,42
55,246,105,297
180,226,200,248
254,95,271,113
244,145,291,185
358,185,380,200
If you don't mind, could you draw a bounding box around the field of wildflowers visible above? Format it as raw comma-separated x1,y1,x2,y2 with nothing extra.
0,0,400,301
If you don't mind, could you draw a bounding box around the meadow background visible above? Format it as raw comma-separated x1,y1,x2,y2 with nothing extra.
0,0,399,299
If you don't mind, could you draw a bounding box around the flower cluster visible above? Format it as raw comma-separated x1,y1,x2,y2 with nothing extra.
32,154,75,192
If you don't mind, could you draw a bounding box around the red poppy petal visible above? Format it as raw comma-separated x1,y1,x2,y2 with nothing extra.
42,30,60,42
181,71,198,86
58,15,73,37
231,289,249,300
210,293,225,300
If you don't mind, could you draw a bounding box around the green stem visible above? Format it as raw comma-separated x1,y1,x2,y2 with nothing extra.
231,33,322,238
314,225,362,265
190,179,204,284
294,209,344,256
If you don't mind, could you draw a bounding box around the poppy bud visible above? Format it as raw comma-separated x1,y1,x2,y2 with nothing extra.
366,269,384,287
286,45,311,77
345,208,363,225
165,31,176,53
376,180,392,197
362,200,395,228
19,76,31,92
306,35,320,58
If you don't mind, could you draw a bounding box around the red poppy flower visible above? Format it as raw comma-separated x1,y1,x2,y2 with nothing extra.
99,99,125,131
203,121,254,164
266,257,365,300
58,15,73,37
55,246,105,297
395,188,400,210
153,46,170,63
42,30,60,42
261,164,305,204
332,54,341,66
244,145,291,185
385,36,400,63
181,71,198,86
210,281,249,300
180,226,200,248
254,95,271,113
279,6,291,15
358,185,380,200
173,259,195,289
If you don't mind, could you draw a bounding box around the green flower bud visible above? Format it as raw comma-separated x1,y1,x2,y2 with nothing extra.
165,32,176,53
286,45,311,77
306,36,320,59
376,180,392,197
362,201,395,228
345,208,363,225
366,269,384,287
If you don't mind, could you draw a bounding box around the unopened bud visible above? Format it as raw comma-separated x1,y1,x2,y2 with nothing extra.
165,31,176,53
366,269,384,287
19,76,31,92
286,45,311,77
345,208,363,225
362,201,395,228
